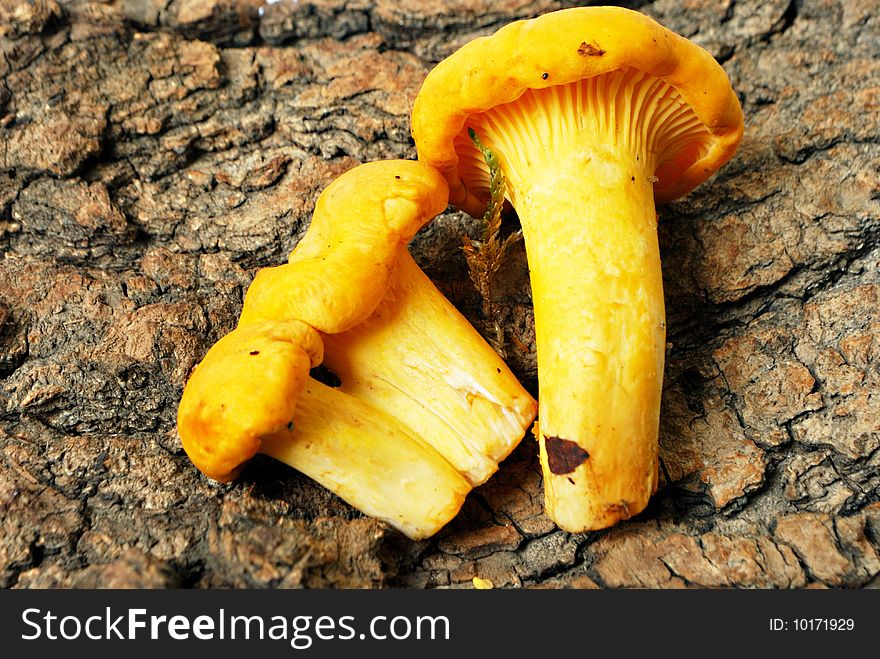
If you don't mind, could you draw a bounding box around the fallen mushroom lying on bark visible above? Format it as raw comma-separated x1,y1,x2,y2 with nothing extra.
178,160,537,539
412,6,743,532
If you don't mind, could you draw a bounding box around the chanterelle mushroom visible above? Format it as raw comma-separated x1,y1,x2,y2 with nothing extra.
178,160,536,539
412,7,743,531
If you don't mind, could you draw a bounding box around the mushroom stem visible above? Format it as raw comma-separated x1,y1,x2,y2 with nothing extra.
459,71,696,530
321,249,537,487
519,148,664,532
262,380,470,541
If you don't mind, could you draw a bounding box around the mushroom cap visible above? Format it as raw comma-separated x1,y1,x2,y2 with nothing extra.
239,160,449,334
177,319,323,483
411,6,744,215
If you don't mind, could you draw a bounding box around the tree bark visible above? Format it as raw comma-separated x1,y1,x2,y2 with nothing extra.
1,0,877,588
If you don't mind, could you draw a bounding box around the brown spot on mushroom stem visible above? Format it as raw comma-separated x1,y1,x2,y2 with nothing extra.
545,436,589,475
577,41,605,57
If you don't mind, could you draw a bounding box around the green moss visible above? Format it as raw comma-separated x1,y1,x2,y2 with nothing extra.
462,128,522,358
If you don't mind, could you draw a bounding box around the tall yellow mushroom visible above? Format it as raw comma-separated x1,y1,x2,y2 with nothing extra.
412,7,743,531
178,161,536,539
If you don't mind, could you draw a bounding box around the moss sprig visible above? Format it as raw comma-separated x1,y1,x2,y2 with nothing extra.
462,127,522,357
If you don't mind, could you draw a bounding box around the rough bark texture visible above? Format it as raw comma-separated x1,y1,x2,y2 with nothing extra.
1,0,878,589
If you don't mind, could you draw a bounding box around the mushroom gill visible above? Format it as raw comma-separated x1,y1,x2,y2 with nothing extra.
454,68,712,204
